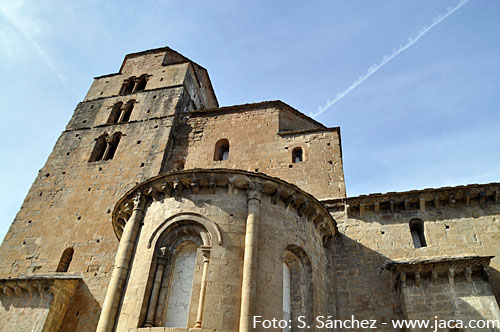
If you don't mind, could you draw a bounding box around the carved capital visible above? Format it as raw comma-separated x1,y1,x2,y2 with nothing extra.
247,181,263,203
133,192,146,211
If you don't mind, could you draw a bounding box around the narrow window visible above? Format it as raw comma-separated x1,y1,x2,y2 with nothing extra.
135,75,147,91
119,101,134,122
283,263,291,332
107,102,123,124
120,77,136,95
284,245,313,330
292,147,303,163
409,219,427,248
104,132,122,160
214,139,230,161
56,248,74,272
89,134,108,162
164,243,197,327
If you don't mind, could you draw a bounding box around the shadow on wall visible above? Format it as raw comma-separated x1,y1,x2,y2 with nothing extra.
60,281,101,332
329,233,500,331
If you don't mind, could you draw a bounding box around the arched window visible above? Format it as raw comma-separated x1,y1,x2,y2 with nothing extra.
120,77,136,95
119,100,135,122
292,147,303,163
103,132,122,160
283,245,313,330
283,263,291,332
89,133,108,162
164,243,197,327
56,248,74,272
142,215,221,329
409,219,427,248
107,102,123,124
214,139,230,161
135,75,148,92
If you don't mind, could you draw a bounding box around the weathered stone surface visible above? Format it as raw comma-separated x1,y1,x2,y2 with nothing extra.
0,46,499,332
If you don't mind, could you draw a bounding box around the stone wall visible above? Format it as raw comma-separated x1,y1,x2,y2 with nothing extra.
162,103,345,200
325,183,500,330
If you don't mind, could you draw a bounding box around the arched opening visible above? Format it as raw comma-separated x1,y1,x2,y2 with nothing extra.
142,216,219,329
164,242,197,327
104,132,122,160
56,248,74,272
283,263,291,332
89,133,108,162
107,102,123,124
283,245,313,331
292,147,303,163
409,219,427,248
120,101,134,122
135,75,148,91
214,139,230,161
121,77,136,95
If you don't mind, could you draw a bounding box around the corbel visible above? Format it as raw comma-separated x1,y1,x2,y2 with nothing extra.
434,195,440,208
359,203,365,217
465,191,471,206
432,268,438,286
415,270,421,287
271,188,281,205
160,182,172,197
479,192,486,207
449,195,456,208
146,187,159,202
400,271,407,288
419,197,426,212
404,199,410,211
465,266,472,283
190,176,200,194
297,202,309,217
209,176,216,194
448,267,455,285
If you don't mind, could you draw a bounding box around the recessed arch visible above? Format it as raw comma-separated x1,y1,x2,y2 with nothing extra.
292,147,303,163
148,212,222,249
283,244,313,331
214,139,229,161
56,247,74,272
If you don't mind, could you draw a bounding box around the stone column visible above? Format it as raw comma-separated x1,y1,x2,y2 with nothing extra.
194,246,211,328
154,259,173,326
144,247,168,327
239,182,262,332
96,193,146,332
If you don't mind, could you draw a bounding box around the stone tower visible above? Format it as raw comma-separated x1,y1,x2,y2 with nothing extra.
1,47,500,332
0,47,345,332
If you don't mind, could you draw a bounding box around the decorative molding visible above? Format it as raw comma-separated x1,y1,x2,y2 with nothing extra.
385,256,493,290
322,182,500,214
112,169,336,246
0,275,81,299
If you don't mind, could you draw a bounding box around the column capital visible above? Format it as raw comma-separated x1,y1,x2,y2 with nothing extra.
133,192,146,211
247,181,263,203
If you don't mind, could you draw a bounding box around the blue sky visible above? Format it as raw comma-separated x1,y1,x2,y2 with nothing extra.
1,0,499,241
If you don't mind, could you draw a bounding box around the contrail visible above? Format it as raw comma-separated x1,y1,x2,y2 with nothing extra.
311,0,469,119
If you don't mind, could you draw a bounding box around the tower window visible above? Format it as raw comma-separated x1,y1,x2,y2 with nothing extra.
292,147,303,163
409,219,427,248
89,132,122,162
107,102,123,124
104,132,122,160
119,101,135,122
120,75,148,95
89,134,108,162
107,100,135,124
214,139,230,161
56,248,74,272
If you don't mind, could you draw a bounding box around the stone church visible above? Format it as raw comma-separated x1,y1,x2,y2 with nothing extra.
0,47,499,332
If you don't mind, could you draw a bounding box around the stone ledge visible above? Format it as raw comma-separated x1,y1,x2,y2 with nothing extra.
112,169,337,246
